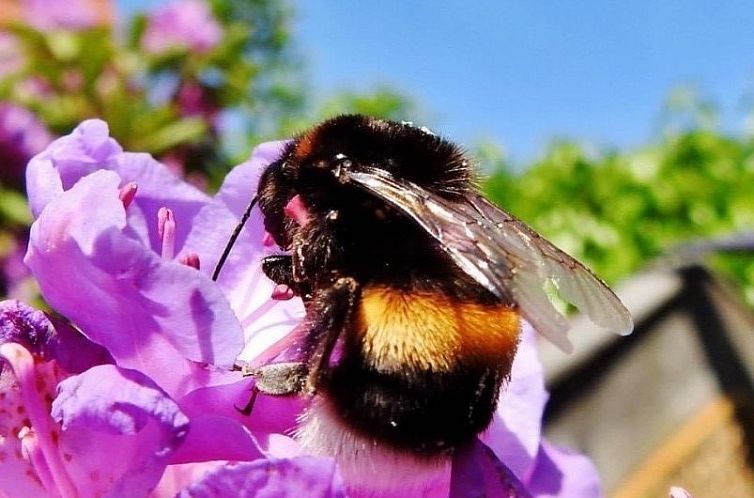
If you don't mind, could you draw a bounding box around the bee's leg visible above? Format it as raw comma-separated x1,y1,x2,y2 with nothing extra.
261,254,295,286
236,362,308,416
305,276,361,387
239,276,359,414
251,362,309,395
261,254,312,300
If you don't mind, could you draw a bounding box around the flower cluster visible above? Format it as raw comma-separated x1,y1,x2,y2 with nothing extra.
21,0,110,31
0,0,289,194
141,0,223,55
0,0,306,311
0,120,609,497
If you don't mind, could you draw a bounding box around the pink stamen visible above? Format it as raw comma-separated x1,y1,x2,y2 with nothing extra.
262,231,275,247
157,207,176,260
283,195,309,227
178,252,201,270
0,343,78,498
20,427,57,494
240,299,279,329
250,320,309,368
271,284,294,301
118,182,138,208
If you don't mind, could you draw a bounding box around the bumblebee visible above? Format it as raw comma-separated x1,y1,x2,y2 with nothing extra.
216,115,631,473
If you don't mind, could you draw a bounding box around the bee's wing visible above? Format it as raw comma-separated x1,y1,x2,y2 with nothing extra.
346,166,633,352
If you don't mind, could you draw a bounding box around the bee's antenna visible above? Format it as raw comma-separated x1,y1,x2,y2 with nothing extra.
212,195,258,281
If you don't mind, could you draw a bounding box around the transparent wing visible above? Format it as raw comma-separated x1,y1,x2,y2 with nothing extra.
345,166,633,352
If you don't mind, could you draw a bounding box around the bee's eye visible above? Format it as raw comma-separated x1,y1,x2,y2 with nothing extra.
333,154,352,169
281,161,296,179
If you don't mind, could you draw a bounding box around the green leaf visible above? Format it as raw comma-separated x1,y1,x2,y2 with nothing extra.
0,188,32,226
133,118,208,153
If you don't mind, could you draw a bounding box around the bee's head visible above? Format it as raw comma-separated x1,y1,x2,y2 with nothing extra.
256,113,472,248
257,154,299,250
256,142,358,247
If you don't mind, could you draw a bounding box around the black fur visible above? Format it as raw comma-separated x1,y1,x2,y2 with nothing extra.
256,115,511,455
326,354,505,455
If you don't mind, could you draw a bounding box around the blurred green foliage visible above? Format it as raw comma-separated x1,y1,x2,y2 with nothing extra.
483,95,754,305
0,0,314,185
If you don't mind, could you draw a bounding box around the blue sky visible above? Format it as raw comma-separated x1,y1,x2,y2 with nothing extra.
121,1,754,162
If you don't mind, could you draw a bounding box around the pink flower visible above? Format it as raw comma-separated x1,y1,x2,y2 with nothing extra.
21,0,107,31
142,0,223,55
0,32,23,77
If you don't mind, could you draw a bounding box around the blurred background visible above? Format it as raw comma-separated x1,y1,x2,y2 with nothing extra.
1,1,754,496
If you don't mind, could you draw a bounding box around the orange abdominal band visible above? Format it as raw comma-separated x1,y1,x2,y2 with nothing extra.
356,286,521,373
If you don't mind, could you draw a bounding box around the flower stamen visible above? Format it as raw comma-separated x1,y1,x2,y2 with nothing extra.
179,251,201,270
271,284,294,301
19,427,57,494
240,299,279,329
262,232,275,247
157,207,176,260
283,195,309,227
118,182,138,208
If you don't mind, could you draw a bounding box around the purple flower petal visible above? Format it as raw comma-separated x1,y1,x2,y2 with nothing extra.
25,152,64,220
175,456,347,498
215,141,289,219
525,441,602,498
152,462,230,497
44,315,113,374
26,122,301,389
178,376,305,439
28,120,215,254
114,151,219,256
51,364,190,497
450,438,533,498
209,141,305,363
25,169,244,394
170,378,305,467
168,415,264,464
483,322,548,479
26,119,121,218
